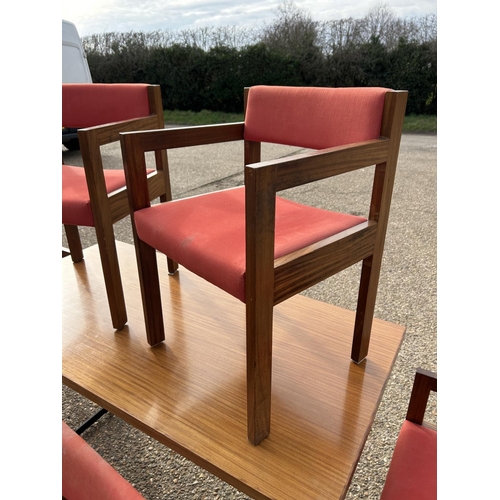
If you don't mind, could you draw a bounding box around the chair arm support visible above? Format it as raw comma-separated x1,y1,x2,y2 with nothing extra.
245,138,390,192
77,116,165,218
244,138,391,310
120,122,245,213
406,368,437,425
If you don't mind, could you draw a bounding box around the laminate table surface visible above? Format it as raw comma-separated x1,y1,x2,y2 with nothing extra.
62,242,405,500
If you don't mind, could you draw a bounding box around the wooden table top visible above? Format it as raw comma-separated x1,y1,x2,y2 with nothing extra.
62,242,405,500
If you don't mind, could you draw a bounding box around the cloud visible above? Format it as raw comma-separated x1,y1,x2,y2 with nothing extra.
62,0,436,37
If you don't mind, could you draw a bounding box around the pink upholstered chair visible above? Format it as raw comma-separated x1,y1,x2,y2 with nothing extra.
380,368,437,500
62,83,175,330
62,421,145,500
120,86,408,444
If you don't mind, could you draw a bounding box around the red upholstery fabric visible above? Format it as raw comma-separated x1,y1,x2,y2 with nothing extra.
134,186,366,302
62,165,127,227
62,421,145,500
380,420,437,500
62,84,151,129
244,86,388,150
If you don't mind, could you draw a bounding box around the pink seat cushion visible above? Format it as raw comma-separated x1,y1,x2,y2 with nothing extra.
62,165,128,227
380,420,437,500
134,186,366,302
62,421,145,500
244,86,388,150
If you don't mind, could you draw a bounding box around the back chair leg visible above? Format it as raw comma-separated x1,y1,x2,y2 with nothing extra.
159,193,179,276
135,239,165,346
64,224,84,262
351,254,382,362
167,257,178,275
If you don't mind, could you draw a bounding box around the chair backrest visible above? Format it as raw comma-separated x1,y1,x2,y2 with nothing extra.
63,83,169,225
62,83,153,129
243,86,389,150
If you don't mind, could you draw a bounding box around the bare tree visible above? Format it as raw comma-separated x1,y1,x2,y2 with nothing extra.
82,2,436,55
364,3,398,41
317,18,365,55
260,0,320,57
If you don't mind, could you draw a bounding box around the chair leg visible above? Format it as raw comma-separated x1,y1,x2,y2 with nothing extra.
246,298,273,445
351,254,382,363
159,193,179,276
64,224,84,262
167,256,178,275
135,239,165,346
94,224,128,331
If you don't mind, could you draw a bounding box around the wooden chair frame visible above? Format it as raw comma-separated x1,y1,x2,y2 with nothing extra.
63,84,176,330
406,367,437,426
120,87,408,444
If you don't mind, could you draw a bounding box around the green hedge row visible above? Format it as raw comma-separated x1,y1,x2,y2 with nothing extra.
87,37,436,115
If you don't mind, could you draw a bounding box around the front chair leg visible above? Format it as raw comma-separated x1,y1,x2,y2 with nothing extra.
246,299,273,445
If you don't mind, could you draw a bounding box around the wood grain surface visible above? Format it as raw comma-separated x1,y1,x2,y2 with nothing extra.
62,242,405,500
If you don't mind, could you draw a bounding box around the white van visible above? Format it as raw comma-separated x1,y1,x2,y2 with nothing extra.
62,20,92,149
62,20,92,84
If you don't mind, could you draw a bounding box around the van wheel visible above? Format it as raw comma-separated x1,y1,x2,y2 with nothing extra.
64,138,80,151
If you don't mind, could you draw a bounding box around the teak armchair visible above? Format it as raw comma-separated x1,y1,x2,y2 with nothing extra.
62,83,175,330
380,368,437,500
120,85,408,445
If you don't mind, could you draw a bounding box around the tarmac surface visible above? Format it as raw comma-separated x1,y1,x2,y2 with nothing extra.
62,130,437,499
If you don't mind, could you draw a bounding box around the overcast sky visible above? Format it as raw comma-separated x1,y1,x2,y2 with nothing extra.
62,0,437,38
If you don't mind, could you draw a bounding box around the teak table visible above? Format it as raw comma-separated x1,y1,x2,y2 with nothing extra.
62,242,405,500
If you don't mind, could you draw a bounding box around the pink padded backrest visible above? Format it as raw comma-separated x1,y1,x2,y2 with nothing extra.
244,86,389,150
62,83,151,128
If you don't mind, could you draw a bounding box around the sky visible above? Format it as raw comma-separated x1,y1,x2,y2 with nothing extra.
62,0,437,38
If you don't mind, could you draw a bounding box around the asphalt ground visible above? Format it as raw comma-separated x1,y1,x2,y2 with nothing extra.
62,131,437,499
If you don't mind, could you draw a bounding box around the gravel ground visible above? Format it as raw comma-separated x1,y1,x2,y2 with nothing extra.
62,132,437,499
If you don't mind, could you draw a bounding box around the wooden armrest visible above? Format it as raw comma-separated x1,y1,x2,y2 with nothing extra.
122,122,245,152
245,138,390,192
406,368,437,425
78,115,162,147
163,122,245,149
